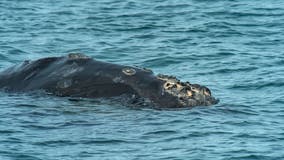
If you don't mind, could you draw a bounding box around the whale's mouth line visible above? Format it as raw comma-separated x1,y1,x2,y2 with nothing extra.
157,74,218,106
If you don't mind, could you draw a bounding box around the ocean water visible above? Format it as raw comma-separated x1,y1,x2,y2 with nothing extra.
0,0,284,159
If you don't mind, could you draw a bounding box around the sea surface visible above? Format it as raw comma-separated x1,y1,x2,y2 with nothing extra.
0,0,284,159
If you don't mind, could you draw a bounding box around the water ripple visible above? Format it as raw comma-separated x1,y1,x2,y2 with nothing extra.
1,0,284,159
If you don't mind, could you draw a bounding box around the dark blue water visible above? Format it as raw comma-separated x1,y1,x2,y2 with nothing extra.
1,0,284,159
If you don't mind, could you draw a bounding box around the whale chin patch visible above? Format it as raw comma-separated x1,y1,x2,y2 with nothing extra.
122,68,136,76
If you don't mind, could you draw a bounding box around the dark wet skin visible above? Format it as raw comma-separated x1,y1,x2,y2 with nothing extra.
0,53,219,108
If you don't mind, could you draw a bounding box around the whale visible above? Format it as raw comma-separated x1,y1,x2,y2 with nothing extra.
0,53,219,108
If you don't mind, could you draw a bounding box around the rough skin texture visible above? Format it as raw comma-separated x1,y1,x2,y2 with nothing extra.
0,53,219,108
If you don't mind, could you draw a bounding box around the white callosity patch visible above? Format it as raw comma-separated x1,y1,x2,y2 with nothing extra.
122,68,136,76
157,74,218,106
157,74,207,106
